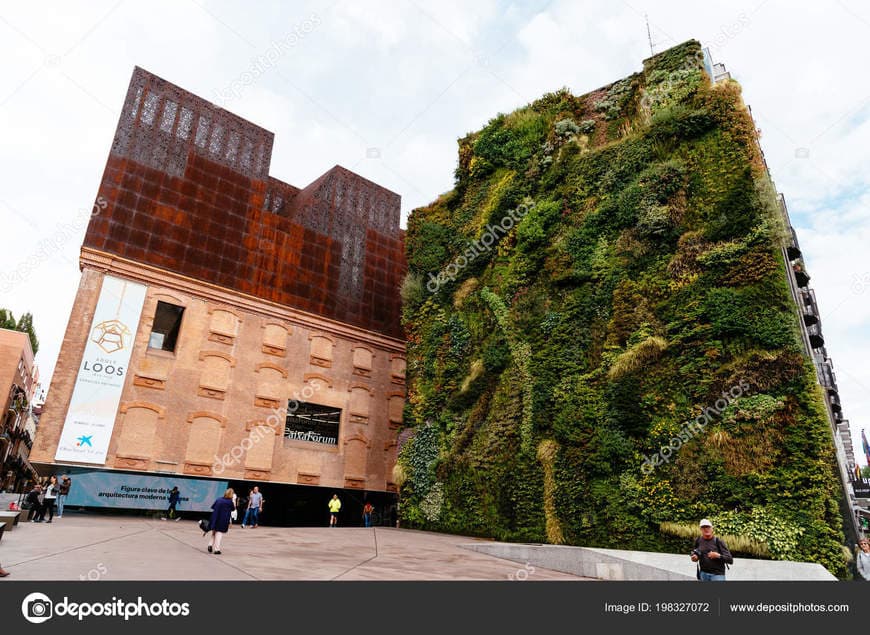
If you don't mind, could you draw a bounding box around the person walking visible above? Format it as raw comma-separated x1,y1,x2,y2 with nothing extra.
57,474,72,518
237,492,247,523
363,501,374,528
164,486,181,521
328,494,341,527
242,486,263,528
25,484,42,522
230,490,238,525
37,476,58,523
206,488,235,555
857,538,870,580
691,518,733,581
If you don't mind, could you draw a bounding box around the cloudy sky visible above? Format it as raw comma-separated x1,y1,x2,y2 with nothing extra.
1,0,868,464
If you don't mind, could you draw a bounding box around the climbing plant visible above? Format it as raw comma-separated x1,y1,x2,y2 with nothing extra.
398,39,849,577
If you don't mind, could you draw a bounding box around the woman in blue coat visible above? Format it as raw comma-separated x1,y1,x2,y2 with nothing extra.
207,488,235,554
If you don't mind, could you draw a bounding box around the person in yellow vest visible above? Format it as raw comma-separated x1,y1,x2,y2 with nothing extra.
328,494,341,527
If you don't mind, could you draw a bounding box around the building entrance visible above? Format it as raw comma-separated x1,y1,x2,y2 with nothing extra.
227,480,397,528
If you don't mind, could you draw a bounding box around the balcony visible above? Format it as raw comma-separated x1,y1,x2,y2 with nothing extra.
803,301,819,326
800,288,820,327
829,390,842,413
806,322,824,349
793,262,810,287
787,226,802,259
816,360,836,389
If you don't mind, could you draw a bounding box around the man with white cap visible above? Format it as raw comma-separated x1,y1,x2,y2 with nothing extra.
691,518,733,581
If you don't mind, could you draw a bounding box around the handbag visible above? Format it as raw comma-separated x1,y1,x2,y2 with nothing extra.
230,509,238,521
198,519,211,534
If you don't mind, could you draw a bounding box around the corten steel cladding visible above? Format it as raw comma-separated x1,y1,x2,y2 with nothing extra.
84,67,406,338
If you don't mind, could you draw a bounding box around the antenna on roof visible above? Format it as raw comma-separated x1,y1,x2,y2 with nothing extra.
645,14,655,56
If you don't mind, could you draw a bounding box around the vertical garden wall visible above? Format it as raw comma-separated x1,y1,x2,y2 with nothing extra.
398,40,849,576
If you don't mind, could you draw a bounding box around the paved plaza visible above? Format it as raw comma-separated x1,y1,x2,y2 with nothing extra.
0,512,588,581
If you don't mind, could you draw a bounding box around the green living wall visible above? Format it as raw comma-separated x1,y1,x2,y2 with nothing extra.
398,40,849,576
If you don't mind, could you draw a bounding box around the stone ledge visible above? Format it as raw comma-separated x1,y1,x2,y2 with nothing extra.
460,542,838,581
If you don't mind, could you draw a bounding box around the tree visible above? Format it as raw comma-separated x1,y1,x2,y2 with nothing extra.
0,309,39,355
0,309,15,330
15,312,38,355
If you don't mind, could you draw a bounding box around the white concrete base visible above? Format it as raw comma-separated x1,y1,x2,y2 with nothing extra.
461,542,837,581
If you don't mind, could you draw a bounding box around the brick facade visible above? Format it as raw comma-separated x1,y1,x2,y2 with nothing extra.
30,67,406,494
0,328,37,490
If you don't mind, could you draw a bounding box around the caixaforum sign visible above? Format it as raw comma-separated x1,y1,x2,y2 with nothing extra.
55,275,147,464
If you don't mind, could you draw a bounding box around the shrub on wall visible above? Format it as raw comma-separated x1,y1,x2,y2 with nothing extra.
398,39,848,577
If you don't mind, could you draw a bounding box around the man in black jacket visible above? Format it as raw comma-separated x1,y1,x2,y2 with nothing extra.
25,485,43,522
57,475,72,518
690,518,733,581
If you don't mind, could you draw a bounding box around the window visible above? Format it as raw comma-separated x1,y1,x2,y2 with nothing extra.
149,301,184,352
285,402,340,446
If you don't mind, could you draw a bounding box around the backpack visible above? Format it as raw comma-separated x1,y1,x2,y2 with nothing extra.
694,536,731,571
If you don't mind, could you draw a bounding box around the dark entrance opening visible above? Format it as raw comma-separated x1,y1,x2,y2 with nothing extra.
227,480,397,528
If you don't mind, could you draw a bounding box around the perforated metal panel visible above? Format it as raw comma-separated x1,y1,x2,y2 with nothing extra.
86,67,405,338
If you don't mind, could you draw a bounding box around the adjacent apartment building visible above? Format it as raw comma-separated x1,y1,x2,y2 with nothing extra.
0,328,39,491
29,67,407,523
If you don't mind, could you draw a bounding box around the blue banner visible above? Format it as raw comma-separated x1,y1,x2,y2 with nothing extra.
62,470,228,512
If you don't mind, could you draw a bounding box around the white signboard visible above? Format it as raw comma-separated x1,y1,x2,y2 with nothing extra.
55,275,147,464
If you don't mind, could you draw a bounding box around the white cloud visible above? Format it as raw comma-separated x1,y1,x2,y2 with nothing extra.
1,0,868,465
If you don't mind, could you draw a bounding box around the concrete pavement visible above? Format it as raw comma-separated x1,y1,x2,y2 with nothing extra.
0,512,589,581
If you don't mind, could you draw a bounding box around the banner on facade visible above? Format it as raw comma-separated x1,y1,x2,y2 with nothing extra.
62,470,228,512
55,275,147,464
